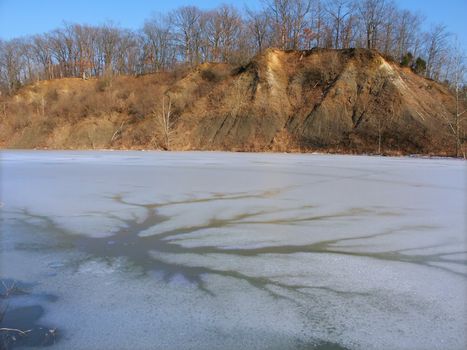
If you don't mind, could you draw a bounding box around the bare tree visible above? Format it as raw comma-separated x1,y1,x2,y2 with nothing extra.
172,6,202,65
324,0,353,49
99,23,122,76
356,0,387,50
0,39,25,93
0,0,464,95
71,24,98,79
246,8,272,54
393,10,423,61
31,34,54,80
447,42,466,157
49,27,74,78
154,94,175,150
142,14,175,72
215,5,242,62
290,0,314,49
376,110,395,155
340,9,357,48
266,0,313,49
311,0,325,47
114,30,140,75
424,24,450,80
380,1,397,56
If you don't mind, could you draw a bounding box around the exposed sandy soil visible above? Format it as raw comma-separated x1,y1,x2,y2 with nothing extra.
0,48,464,155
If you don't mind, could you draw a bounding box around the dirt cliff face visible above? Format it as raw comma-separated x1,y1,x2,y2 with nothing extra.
0,48,462,155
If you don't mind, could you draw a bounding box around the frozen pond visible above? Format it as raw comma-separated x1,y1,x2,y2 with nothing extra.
1,151,466,350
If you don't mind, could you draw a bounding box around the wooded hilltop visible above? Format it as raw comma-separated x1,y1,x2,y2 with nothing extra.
0,0,465,156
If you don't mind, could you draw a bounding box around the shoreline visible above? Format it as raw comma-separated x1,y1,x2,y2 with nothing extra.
0,147,464,161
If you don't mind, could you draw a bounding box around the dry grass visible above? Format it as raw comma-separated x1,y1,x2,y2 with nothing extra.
0,49,463,155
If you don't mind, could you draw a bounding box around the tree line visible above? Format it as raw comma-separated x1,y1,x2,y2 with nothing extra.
0,0,465,94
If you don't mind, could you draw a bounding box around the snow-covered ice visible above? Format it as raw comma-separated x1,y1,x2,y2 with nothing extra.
0,151,466,349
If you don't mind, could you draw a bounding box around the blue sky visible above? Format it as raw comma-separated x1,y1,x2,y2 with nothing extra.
0,0,465,49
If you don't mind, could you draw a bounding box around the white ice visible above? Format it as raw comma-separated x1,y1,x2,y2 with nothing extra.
1,150,466,350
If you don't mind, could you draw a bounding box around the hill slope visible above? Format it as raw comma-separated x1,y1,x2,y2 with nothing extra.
0,48,462,155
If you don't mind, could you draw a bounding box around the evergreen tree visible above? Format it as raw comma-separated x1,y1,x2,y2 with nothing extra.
400,52,413,67
413,57,427,75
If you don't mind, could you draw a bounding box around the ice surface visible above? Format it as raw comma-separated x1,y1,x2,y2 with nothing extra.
1,150,466,349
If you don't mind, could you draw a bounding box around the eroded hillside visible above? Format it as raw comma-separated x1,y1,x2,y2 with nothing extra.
0,48,463,155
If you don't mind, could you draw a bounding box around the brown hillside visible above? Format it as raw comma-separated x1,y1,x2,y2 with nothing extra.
0,48,463,155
